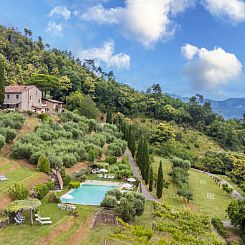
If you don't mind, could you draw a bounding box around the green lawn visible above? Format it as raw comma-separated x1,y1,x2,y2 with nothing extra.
153,156,232,220
0,198,95,245
0,158,45,198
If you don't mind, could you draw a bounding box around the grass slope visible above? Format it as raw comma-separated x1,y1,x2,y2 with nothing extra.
0,197,95,245
153,156,232,220
0,157,46,199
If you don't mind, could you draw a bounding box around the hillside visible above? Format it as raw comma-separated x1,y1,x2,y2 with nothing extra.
171,94,245,119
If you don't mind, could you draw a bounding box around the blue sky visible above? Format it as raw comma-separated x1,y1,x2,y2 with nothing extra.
0,0,245,100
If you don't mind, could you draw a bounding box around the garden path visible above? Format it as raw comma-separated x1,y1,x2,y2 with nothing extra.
124,148,159,202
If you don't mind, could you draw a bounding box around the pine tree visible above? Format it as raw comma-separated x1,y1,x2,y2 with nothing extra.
149,166,153,192
0,60,5,108
106,109,112,124
156,161,164,198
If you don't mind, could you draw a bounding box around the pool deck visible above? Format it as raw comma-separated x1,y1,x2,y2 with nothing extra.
83,180,121,187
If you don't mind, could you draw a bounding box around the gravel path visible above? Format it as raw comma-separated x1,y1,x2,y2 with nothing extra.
124,148,159,202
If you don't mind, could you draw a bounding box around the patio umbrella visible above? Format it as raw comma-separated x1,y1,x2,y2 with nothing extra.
100,169,108,173
127,178,136,183
62,194,73,204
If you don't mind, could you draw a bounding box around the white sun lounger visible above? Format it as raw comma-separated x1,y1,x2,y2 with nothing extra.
35,217,52,225
0,175,8,181
35,214,51,221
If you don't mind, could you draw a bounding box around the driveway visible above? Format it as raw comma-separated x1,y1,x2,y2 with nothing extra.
124,148,159,202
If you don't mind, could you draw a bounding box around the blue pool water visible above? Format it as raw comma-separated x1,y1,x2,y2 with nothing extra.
61,184,117,205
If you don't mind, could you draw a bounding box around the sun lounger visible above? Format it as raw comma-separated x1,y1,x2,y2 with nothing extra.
14,217,23,225
67,204,76,210
16,212,25,221
0,175,8,181
35,214,51,221
58,203,67,210
97,174,103,178
35,217,52,225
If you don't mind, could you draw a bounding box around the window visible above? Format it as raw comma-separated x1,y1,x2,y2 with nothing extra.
30,95,32,100
16,104,19,108
16,95,19,99
7,94,9,99
38,99,40,103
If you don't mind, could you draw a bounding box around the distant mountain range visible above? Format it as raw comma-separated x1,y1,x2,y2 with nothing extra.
170,95,245,120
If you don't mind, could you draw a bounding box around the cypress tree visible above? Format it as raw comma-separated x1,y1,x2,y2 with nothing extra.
131,132,136,157
106,109,112,124
149,166,153,192
136,137,143,171
143,140,150,185
0,60,5,108
128,126,136,157
156,161,164,198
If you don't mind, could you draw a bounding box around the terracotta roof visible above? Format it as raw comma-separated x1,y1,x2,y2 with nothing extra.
5,85,35,93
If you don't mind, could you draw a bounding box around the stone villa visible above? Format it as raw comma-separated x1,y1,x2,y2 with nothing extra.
3,85,63,113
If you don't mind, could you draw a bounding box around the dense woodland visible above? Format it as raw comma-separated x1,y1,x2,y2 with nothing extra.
0,25,244,152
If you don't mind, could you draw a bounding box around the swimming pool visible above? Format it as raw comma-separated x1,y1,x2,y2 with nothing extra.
61,183,117,205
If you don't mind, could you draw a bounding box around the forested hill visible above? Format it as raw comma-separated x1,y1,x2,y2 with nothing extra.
0,25,244,152
171,94,245,119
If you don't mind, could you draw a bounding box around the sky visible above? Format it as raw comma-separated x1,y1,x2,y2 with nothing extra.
0,0,245,100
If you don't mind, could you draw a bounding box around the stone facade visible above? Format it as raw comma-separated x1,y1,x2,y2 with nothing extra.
3,85,42,112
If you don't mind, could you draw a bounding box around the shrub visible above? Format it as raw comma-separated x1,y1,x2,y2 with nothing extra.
106,156,117,165
108,139,127,157
37,155,50,174
0,127,16,143
118,164,129,170
116,197,136,222
211,218,229,238
68,181,80,189
9,184,28,200
34,181,54,199
100,195,118,208
37,113,49,122
222,184,233,194
62,153,77,167
63,175,72,186
106,189,122,200
48,192,60,203
97,162,109,170
0,135,5,149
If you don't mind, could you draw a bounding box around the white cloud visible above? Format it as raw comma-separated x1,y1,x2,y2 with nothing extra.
181,43,199,60
79,0,194,48
170,0,196,15
202,0,245,24
79,42,130,69
182,44,243,90
45,21,63,36
49,5,71,20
